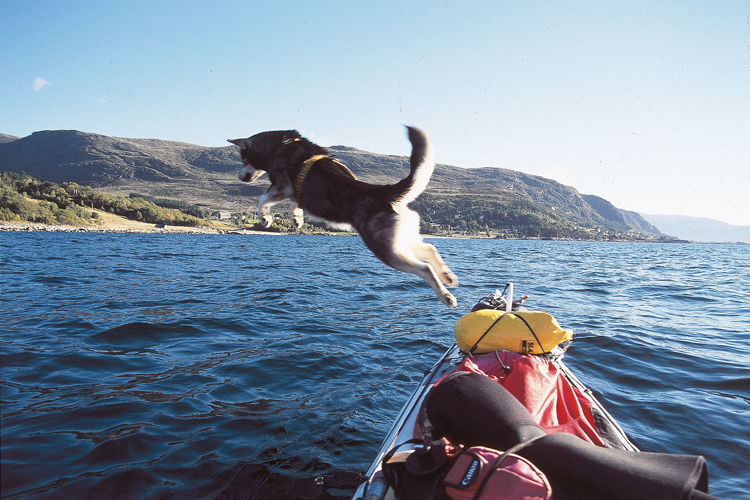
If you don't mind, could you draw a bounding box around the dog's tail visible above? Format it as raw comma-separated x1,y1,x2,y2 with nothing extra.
389,126,435,205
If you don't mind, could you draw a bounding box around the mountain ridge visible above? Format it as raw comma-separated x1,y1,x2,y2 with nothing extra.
1,129,660,237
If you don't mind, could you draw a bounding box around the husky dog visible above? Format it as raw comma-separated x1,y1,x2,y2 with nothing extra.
229,126,458,307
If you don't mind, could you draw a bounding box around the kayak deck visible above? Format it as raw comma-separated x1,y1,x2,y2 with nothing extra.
352,343,638,500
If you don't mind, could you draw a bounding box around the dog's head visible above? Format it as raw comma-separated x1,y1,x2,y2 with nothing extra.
229,130,302,183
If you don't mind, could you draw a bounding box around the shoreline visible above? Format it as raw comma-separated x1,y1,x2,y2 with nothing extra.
0,222,270,235
2,222,744,245
0,222,357,237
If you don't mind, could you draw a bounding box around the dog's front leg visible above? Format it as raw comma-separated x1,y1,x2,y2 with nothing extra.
257,186,289,228
291,203,304,229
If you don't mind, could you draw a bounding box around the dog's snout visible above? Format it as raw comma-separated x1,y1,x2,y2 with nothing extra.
239,169,266,182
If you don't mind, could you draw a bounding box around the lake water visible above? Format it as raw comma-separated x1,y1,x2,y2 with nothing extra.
1,233,748,499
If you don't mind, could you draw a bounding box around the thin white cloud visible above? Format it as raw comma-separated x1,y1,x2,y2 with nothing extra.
97,96,108,105
32,77,51,91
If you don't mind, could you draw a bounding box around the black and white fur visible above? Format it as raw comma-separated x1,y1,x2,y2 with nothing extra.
229,126,458,307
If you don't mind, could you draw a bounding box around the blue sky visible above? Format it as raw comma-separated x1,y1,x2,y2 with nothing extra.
2,1,748,225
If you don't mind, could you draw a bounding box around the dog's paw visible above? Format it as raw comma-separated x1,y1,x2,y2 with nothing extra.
441,292,457,308
262,215,274,228
442,271,459,288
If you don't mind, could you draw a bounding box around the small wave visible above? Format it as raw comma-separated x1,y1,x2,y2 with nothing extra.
86,321,203,349
666,293,718,303
31,274,76,285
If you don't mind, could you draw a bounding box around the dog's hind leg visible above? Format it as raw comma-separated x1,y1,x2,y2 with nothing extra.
411,242,458,287
386,251,458,308
393,205,458,288
364,206,457,306
258,186,291,228
358,224,456,306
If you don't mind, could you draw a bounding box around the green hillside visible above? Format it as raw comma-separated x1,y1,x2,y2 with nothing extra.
1,172,210,228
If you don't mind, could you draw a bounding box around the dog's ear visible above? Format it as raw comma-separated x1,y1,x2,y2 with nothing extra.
228,138,253,149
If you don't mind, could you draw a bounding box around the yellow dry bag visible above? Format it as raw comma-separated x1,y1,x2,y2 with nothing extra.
454,309,573,355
